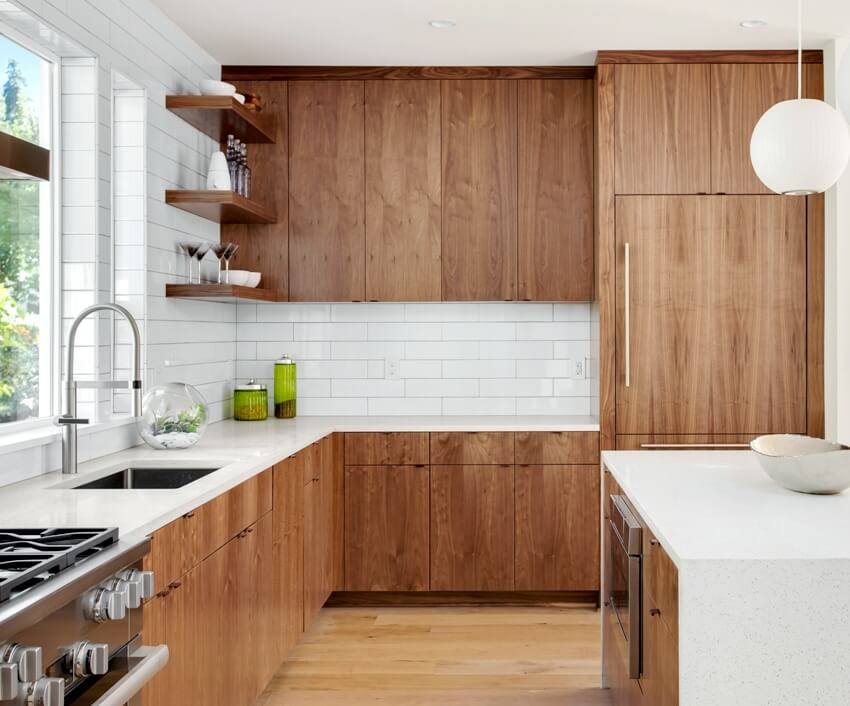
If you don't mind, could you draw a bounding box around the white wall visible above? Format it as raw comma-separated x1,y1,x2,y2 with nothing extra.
0,0,232,483
824,39,850,443
236,302,598,417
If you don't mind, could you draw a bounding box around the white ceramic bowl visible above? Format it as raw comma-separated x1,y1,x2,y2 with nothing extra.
751,434,850,494
227,270,261,288
199,79,236,97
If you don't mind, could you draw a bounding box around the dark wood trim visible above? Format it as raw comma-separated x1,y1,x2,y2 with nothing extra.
0,131,49,181
165,95,276,144
221,65,596,81
597,49,822,64
595,64,617,452
164,189,276,224
327,591,599,607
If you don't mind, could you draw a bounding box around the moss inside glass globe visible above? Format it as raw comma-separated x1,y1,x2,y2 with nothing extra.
137,383,208,450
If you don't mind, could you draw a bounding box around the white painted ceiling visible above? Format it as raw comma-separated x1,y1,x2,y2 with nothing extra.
150,0,850,66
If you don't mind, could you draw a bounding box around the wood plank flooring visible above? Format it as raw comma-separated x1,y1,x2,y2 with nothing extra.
255,605,606,705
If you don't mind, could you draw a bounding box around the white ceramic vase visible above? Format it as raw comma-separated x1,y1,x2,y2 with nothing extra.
206,151,231,191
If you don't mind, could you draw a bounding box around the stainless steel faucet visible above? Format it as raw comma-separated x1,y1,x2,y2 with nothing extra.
57,303,143,475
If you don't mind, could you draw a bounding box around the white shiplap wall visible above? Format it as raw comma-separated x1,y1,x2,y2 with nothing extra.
0,0,231,482
236,302,598,416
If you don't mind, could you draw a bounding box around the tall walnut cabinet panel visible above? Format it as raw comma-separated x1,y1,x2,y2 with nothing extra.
597,53,824,451
214,72,593,303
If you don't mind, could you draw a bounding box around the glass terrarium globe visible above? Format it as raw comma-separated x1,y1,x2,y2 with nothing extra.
137,383,208,450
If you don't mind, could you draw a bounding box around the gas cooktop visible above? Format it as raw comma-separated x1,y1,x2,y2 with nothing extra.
0,528,119,604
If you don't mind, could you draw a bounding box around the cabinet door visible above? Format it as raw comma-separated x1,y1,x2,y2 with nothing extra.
345,465,430,590
517,79,593,301
289,80,365,301
442,79,517,300
430,465,514,591
252,514,278,694
515,465,599,591
139,595,168,706
616,196,714,433
615,64,711,194
710,64,796,194
617,195,806,434
302,477,321,628
365,80,441,301
273,456,304,659
710,196,806,432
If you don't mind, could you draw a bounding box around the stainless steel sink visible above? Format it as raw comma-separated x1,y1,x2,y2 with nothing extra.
70,466,220,490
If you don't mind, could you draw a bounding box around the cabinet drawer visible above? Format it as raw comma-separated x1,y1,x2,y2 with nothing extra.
644,530,678,635
143,517,189,593
297,440,324,486
187,470,272,566
345,432,429,465
430,432,514,465
515,431,599,465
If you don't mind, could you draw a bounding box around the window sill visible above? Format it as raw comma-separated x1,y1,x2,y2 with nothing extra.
0,417,139,455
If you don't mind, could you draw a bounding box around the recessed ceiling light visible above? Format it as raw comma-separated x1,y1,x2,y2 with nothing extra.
429,19,456,29
740,19,769,28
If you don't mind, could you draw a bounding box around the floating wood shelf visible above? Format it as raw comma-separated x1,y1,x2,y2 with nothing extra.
166,95,276,143
165,190,276,224
165,283,286,302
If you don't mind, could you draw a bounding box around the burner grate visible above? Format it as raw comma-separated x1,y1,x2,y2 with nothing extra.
0,528,118,603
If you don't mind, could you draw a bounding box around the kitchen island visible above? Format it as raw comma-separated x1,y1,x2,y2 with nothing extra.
602,450,850,706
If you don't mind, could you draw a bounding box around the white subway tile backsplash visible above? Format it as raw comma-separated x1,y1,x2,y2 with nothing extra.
298,360,368,379
517,359,573,378
294,322,367,341
332,303,404,322
405,341,479,359
368,398,442,415
333,379,404,397
405,302,480,322
406,378,478,397
481,341,553,359
442,322,516,340
332,341,405,360
480,378,552,397
443,397,517,415
368,322,442,341
442,359,516,378
516,322,590,341
299,398,368,416
516,397,591,415
257,341,331,360
399,360,442,378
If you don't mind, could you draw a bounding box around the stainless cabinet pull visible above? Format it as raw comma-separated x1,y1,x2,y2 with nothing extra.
640,443,750,449
624,242,631,388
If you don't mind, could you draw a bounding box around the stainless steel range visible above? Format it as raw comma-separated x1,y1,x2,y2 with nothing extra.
0,529,167,705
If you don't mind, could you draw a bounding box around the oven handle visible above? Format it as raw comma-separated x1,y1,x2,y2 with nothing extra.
90,645,169,706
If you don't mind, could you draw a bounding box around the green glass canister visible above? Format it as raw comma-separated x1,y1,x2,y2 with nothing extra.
274,354,297,419
233,379,268,421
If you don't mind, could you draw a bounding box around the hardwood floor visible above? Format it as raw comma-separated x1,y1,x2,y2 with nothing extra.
255,605,606,705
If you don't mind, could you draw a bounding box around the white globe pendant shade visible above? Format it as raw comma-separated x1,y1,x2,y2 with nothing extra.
840,47,850,122
750,98,850,195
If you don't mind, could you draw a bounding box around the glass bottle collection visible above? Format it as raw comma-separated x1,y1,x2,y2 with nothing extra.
226,134,252,198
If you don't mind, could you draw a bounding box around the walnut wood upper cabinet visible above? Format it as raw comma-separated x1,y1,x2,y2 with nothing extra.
365,81,441,301
289,81,365,301
517,79,594,301
615,64,711,195
430,464,515,590
616,195,806,434
441,80,517,300
710,64,796,194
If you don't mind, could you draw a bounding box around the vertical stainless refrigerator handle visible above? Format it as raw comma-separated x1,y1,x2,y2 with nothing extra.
624,242,631,388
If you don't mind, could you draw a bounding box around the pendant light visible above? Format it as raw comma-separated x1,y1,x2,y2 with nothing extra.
750,0,850,195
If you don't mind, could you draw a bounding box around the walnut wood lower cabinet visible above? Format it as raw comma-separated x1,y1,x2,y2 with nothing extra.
515,464,600,591
603,470,679,706
430,464,516,590
345,464,430,590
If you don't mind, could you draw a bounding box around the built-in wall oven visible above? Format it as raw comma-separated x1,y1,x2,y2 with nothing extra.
603,494,643,681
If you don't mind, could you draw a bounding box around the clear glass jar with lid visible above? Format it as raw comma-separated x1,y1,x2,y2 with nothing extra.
274,354,297,419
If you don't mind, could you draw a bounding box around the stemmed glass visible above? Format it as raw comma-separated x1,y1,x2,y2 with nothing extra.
222,243,239,284
211,243,230,284
193,243,210,284
179,241,201,283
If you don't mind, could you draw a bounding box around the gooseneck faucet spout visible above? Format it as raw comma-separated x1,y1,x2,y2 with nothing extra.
57,303,142,474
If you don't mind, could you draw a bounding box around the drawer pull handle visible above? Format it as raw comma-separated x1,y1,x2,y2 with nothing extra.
183,511,195,519
649,608,661,617
650,538,659,546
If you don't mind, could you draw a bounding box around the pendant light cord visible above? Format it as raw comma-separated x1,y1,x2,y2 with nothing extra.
797,0,802,99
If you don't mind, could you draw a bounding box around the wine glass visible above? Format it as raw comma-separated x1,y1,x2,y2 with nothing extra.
194,243,210,284
180,241,201,283
222,243,239,284
211,243,229,284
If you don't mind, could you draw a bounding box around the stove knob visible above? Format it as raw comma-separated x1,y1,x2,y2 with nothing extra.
28,677,64,706
0,662,18,701
83,588,126,623
107,577,139,610
12,646,42,684
122,569,155,601
71,641,109,678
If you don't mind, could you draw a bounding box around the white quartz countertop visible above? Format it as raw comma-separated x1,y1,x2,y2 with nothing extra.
602,449,850,566
0,415,597,542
